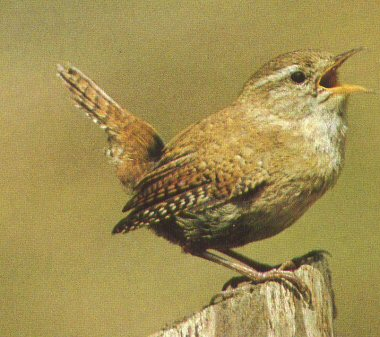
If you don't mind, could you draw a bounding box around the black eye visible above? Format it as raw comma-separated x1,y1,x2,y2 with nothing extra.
291,71,306,84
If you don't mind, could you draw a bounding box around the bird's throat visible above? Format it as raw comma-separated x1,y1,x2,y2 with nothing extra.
300,106,348,184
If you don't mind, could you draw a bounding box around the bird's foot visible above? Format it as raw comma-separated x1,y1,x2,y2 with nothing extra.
277,259,297,271
215,249,333,305
209,285,249,305
222,276,251,291
255,268,312,305
195,250,312,305
221,267,311,305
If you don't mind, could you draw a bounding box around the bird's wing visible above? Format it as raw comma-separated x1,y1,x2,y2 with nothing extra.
113,146,269,233
57,65,164,190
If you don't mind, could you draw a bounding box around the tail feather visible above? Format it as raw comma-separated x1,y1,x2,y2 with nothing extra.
57,64,165,189
112,216,138,234
57,64,126,131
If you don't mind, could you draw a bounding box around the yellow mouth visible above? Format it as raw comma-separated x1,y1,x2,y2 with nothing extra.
318,47,368,95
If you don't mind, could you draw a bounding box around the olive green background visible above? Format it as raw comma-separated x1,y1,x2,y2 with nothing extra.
0,1,379,336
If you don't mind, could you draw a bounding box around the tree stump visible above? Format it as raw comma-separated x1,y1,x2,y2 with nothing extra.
150,251,336,337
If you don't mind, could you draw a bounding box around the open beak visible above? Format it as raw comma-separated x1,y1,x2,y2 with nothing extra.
318,47,368,95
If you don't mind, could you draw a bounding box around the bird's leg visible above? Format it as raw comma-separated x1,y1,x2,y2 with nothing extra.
217,248,297,290
219,248,297,271
192,249,311,303
217,248,274,271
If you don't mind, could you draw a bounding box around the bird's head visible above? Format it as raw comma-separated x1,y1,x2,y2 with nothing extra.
238,48,368,119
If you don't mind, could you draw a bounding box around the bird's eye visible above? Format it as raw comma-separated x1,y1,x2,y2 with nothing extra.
291,71,306,84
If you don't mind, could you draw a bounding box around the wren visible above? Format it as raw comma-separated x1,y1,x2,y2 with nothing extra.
58,48,367,300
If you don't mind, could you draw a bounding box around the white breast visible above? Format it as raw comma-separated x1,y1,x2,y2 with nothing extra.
300,104,348,182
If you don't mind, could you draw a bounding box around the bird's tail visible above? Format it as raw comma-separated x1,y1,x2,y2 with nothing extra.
57,65,128,132
57,65,164,189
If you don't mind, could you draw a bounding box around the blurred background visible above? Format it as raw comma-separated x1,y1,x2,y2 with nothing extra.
0,1,379,336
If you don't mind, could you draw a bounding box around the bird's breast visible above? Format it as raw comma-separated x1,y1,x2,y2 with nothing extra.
298,109,348,185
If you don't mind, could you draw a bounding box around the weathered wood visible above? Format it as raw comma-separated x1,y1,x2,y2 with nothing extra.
150,251,336,337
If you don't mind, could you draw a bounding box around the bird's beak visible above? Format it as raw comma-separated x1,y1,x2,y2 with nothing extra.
318,47,368,95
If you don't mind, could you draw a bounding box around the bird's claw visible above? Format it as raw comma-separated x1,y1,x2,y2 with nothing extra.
278,260,297,271
248,268,313,306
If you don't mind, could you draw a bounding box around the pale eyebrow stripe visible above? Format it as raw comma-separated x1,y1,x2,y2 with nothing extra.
252,65,300,88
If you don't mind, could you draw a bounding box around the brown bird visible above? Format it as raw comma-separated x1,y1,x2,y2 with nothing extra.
58,48,366,299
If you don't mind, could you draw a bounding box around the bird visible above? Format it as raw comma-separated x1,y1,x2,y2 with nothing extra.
58,48,367,300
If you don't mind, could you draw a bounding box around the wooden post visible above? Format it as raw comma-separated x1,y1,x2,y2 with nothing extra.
150,251,336,337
